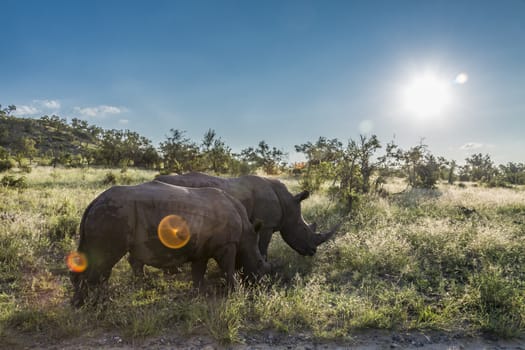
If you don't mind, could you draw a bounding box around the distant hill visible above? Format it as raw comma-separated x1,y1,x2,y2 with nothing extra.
0,115,100,157
0,112,160,169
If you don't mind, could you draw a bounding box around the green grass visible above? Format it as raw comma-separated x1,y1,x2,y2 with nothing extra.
0,167,524,346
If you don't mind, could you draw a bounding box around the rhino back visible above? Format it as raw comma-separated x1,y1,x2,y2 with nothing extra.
156,172,227,189
155,173,282,229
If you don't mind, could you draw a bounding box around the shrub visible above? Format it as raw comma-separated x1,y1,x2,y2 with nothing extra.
0,159,14,172
466,267,525,337
1,175,28,189
119,172,133,185
20,165,32,173
0,235,24,283
48,214,79,242
102,171,117,185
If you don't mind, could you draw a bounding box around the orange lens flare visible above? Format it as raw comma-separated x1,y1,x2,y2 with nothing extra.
158,214,191,249
66,252,88,273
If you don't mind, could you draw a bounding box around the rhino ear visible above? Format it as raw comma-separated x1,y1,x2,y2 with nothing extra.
294,190,310,203
253,219,264,233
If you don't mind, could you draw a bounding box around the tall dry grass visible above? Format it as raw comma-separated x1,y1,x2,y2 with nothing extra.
0,168,523,346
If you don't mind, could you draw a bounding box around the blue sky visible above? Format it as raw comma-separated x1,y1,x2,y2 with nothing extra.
1,0,524,164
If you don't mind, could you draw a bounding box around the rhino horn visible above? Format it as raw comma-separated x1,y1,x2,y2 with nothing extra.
313,222,341,246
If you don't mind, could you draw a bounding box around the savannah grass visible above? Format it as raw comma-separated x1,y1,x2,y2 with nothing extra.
0,167,524,346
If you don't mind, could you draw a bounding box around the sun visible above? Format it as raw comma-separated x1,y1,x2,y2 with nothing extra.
401,72,451,119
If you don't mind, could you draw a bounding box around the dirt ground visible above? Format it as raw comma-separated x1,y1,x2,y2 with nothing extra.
7,330,525,350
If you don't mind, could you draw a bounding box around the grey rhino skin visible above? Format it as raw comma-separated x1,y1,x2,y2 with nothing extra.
155,172,337,258
71,180,269,307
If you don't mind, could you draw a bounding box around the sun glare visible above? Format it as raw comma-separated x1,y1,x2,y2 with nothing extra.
158,214,191,249
454,72,468,84
401,72,451,119
66,251,88,273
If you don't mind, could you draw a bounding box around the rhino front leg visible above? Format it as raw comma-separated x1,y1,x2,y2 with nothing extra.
191,259,208,291
214,243,237,290
257,228,273,260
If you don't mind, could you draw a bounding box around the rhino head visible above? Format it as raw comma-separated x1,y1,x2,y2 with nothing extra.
279,190,338,256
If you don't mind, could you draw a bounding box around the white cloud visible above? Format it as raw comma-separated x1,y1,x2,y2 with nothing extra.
35,99,61,109
16,105,40,115
14,99,61,116
118,119,129,124
74,105,123,118
460,142,483,150
74,107,98,117
100,105,121,114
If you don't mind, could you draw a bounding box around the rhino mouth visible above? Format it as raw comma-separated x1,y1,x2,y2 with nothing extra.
293,245,316,256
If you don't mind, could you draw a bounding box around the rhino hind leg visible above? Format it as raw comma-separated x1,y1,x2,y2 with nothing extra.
127,255,145,277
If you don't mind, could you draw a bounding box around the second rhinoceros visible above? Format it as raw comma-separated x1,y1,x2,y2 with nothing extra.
155,172,338,258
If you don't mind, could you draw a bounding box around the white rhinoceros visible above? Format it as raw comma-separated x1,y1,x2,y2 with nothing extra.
155,173,338,258
71,180,269,307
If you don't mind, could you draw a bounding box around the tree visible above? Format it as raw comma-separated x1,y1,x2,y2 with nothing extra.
354,134,382,194
295,134,383,209
334,135,382,208
93,129,158,168
447,160,457,184
0,104,16,118
159,129,200,173
97,129,125,166
241,140,287,175
295,137,342,192
39,115,68,134
463,153,497,183
71,118,89,131
13,137,37,167
383,140,444,189
88,125,103,139
136,143,160,169
200,129,232,174
498,162,525,185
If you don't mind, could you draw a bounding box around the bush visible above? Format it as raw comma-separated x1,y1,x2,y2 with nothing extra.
102,171,117,185
20,165,32,173
1,175,28,189
119,169,133,185
0,159,14,172
48,214,79,241
467,267,525,337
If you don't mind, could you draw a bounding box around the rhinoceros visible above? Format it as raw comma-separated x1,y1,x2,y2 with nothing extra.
155,173,338,258
70,180,270,307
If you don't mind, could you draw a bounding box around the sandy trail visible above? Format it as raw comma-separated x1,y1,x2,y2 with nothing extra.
13,330,525,350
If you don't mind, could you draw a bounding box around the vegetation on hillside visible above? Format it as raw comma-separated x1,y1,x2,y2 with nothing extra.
0,105,287,174
2,103,524,190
